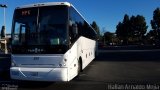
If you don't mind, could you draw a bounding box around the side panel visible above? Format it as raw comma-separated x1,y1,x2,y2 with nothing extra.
65,36,96,80
64,40,79,80
80,37,96,69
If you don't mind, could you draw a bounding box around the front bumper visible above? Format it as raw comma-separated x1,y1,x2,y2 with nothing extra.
10,67,68,81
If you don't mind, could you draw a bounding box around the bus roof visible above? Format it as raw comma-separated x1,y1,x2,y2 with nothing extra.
16,2,71,9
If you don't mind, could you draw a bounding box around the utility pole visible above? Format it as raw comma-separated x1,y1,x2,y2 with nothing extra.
0,4,8,54
0,4,7,28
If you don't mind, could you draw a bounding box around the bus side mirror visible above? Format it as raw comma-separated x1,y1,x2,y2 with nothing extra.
1,26,5,39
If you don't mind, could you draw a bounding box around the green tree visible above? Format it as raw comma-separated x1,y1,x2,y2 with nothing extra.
151,8,160,31
104,31,115,45
132,15,148,43
116,22,123,40
130,16,136,36
91,21,100,39
123,14,130,44
116,14,130,45
150,8,160,45
116,14,147,45
146,30,158,45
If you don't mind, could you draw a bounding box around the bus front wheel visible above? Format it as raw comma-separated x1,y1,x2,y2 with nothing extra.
77,59,82,74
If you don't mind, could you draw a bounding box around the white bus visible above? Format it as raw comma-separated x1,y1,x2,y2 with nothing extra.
10,2,97,81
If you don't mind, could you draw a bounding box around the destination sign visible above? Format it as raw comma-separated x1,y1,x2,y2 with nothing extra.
22,10,31,16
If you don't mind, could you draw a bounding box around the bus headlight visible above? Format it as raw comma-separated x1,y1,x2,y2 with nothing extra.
59,59,67,67
59,63,66,67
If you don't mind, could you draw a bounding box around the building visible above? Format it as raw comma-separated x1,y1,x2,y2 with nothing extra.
0,34,11,54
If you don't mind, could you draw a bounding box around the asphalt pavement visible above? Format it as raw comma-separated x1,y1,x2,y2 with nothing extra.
1,49,160,90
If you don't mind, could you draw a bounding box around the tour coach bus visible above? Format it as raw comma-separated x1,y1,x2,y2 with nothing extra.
10,2,97,81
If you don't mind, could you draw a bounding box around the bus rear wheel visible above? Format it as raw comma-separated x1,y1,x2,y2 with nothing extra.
77,59,82,75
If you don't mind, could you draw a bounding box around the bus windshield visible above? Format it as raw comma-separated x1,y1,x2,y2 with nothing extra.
12,6,68,54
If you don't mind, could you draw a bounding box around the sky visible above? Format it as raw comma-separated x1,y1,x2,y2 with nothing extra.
0,0,160,34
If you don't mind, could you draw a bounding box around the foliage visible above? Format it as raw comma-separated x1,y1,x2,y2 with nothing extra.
115,14,148,45
91,21,100,40
104,32,113,44
151,8,160,30
147,8,160,45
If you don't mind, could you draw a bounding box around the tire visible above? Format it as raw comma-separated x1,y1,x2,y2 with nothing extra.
75,60,81,79
77,60,81,74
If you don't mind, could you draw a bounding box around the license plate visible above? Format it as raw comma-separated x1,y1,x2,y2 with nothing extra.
30,72,38,76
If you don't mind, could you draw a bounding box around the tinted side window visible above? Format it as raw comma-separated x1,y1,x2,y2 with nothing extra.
69,7,81,44
69,7,96,41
